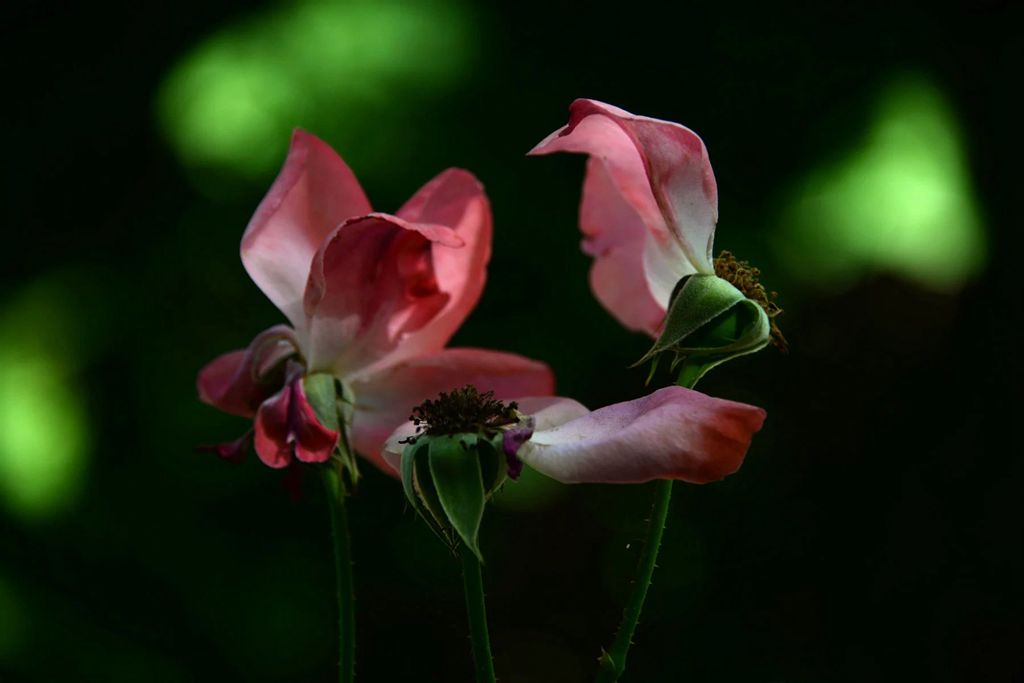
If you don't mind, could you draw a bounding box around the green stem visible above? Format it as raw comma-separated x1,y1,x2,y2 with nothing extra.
595,479,674,683
324,469,355,683
460,545,497,683
596,373,698,683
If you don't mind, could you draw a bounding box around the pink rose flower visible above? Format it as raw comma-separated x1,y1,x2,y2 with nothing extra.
530,99,719,338
198,131,554,471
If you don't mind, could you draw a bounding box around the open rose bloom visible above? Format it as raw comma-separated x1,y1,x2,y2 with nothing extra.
197,131,553,472
529,98,722,338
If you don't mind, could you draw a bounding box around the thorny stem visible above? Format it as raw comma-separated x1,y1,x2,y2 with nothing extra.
595,373,699,682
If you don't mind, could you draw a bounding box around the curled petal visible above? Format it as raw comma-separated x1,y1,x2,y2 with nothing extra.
390,169,493,367
515,386,765,484
253,387,292,469
290,379,339,463
351,348,554,473
302,213,461,373
252,379,340,469
196,325,298,418
241,130,372,327
530,99,719,315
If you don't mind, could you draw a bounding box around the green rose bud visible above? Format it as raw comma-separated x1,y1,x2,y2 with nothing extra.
638,251,786,386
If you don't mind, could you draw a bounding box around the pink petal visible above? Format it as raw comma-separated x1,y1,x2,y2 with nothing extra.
350,348,554,473
253,387,293,469
529,99,719,311
301,213,462,373
290,379,339,463
516,386,766,484
580,157,669,336
389,169,493,368
241,130,372,327
251,379,339,469
196,325,299,418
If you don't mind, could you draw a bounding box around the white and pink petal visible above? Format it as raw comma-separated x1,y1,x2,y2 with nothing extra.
515,386,765,484
530,99,720,315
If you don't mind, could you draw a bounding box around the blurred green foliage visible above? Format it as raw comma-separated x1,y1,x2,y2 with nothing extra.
0,280,91,521
781,74,985,291
158,0,475,182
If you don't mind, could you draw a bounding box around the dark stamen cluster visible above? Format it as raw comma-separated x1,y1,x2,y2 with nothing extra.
404,385,520,441
714,250,789,351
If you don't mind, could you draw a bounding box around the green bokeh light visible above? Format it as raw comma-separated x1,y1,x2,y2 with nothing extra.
0,283,90,521
780,75,986,291
157,0,474,179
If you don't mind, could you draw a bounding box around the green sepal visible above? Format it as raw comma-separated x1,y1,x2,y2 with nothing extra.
304,373,360,490
477,434,508,496
400,439,453,546
428,434,487,562
636,274,771,386
635,275,744,366
674,298,771,386
303,373,340,431
401,439,426,509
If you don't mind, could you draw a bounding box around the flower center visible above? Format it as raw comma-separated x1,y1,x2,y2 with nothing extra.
713,250,788,351
406,385,521,439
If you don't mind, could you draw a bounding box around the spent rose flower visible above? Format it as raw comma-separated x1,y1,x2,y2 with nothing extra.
198,131,554,472
382,386,766,486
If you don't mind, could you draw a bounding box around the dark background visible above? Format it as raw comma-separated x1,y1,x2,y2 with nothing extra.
2,1,1021,681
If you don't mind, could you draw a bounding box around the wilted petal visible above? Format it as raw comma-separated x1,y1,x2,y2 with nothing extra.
253,387,293,469
302,214,462,373
350,348,554,472
252,380,339,469
196,325,298,418
530,99,719,308
290,379,339,463
241,130,372,327
515,386,765,484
